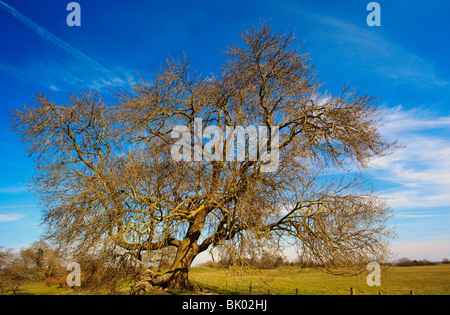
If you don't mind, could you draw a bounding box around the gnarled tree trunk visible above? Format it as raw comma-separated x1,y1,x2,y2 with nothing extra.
151,237,201,291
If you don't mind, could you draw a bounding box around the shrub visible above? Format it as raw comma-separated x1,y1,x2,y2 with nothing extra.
44,277,56,287
58,276,70,290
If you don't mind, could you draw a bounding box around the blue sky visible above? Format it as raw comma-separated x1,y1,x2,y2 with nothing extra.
0,0,449,262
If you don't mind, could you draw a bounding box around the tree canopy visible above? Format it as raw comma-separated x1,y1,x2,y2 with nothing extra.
10,22,396,290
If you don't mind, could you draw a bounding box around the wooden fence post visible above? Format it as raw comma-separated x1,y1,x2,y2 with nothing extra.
350,287,355,295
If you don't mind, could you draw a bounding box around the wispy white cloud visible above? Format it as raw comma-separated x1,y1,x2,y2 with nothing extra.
335,29,447,87
0,57,126,91
0,0,125,90
380,105,450,135
396,213,440,219
386,191,450,210
371,106,450,210
0,213,26,222
0,205,35,209
0,183,29,194
296,8,449,87
0,0,107,73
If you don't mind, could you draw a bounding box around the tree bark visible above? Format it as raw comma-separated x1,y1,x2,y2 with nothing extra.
151,238,200,291
151,203,212,291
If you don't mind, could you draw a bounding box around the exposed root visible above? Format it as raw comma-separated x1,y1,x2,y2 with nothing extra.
151,271,200,292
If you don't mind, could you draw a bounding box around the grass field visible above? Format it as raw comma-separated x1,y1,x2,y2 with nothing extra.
13,264,450,295
189,264,450,295
15,282,64,295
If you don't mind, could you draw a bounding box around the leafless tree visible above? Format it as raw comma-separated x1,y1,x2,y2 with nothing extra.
0,247,32,295
10,22,396,290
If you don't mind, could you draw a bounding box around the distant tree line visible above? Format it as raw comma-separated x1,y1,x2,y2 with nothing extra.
197,255,450,269
394,257,449,267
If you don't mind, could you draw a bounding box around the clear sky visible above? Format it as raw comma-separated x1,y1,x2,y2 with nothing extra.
0,0,449,262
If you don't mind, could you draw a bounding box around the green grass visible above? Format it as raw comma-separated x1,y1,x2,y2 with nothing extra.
14,282,66,295
13,264,450,295
189,264,450,295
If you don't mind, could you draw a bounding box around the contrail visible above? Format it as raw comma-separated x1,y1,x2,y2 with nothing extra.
0,0,114,76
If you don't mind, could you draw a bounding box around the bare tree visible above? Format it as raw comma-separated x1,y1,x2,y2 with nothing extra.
10,22,396,290
0,247,32,295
